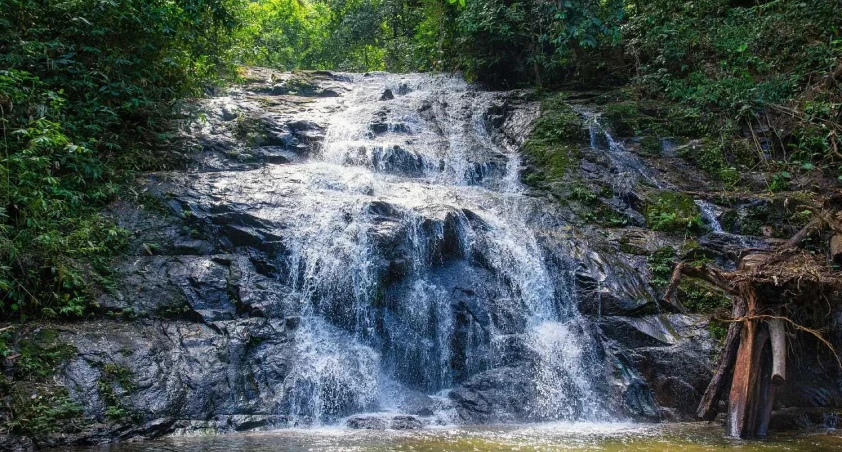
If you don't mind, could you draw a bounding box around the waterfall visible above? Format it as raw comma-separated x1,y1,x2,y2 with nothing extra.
205,73,610,424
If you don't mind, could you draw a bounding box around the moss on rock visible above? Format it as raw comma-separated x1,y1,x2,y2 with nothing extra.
522,94,588,184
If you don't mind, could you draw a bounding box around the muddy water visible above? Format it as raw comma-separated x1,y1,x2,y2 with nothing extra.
72,423,841,451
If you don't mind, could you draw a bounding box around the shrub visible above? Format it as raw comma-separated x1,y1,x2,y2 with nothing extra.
645,191,704,233
647,246,676,287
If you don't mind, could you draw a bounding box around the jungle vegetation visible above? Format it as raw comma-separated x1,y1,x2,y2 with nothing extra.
1,0,841,319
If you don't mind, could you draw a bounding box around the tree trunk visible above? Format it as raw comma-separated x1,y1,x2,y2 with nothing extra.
727,287,775,438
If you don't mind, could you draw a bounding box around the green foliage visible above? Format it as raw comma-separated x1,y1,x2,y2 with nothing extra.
1,0,241,319
678,280,731,314
14,330,77,379
628,0,842,111
5,385,85,437
676,140,743,186
96,362,138,421
626,1,841,191
453,0,623,86
569,183,599,204
0,328,86,437
645,191,704,234
522,95,587,183
647,246,676,288
233,0,328,69
738,199,813,238
708,320,728,342
230,0,625,84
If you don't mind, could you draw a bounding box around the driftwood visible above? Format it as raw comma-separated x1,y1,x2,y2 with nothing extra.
664,209,842,438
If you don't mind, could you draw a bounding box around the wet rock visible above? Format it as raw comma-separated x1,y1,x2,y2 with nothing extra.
225,415,286,431
347,416,387,430
370,145,423,175
768,407,842,431
60,319,294,434
609,314,717,420
572,250,657,316
450,366,534,423
390,415,424,430
254,146,298,164
172,238,215,255
220,104,240,121
599,315,684,348
0,435,34,452
395,392,438,416
380,89,395,100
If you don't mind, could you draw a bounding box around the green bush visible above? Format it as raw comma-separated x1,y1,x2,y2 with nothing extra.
6,386,84,437
645,191,704,234
647,246,676,288
679,280,731,314
1,328,86,437
14,330,78,379
628,0,842,111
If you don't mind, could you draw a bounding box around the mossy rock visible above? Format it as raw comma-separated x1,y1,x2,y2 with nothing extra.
13,329,77,380
719,208,739,232
0,329,87,439
600,100,684,138
5,383,85,438
647,245,677,287
602,101,643,137
583,203,632,228
522,95,588,182
726,138,758,167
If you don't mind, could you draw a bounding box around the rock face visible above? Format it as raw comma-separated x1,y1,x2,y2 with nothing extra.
49,69,734,445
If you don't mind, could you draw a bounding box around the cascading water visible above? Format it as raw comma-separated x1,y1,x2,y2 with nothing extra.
579,109,664,191
695,199,724,233
694,198,769,250
193,73,610,425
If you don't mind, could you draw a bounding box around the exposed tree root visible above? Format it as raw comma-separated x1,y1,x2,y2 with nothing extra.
661,208,842,437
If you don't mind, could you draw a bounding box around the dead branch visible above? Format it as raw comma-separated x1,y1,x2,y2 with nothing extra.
782,217,824,249
664,262,737,308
